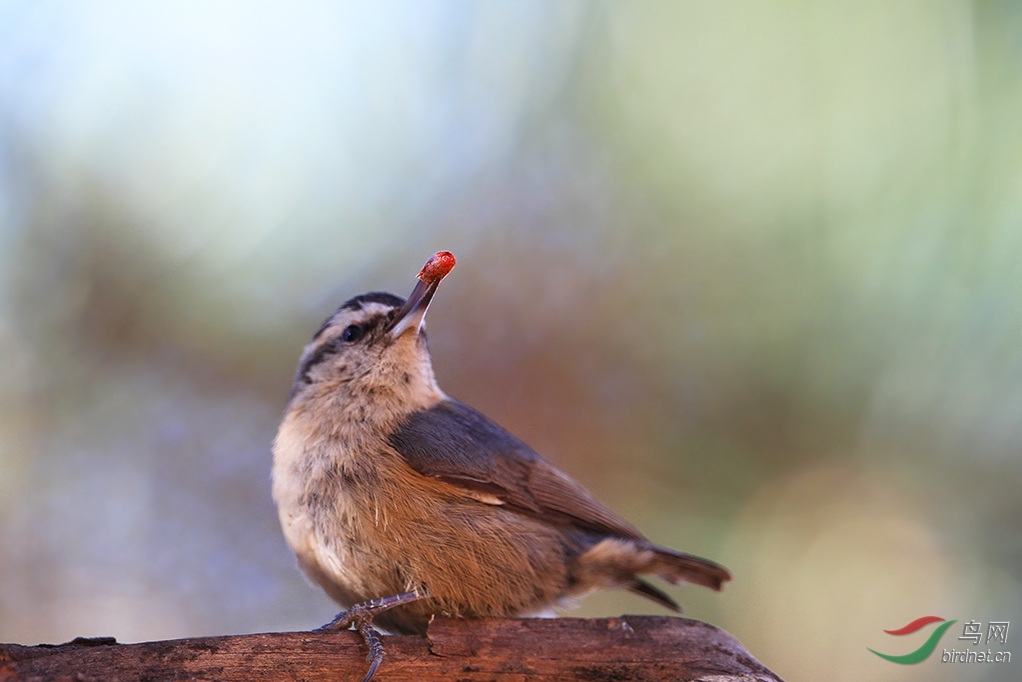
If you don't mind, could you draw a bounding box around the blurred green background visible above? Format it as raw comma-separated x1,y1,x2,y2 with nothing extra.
1,2,1020,680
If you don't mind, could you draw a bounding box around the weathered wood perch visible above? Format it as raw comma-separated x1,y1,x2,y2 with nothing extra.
0,616,782,681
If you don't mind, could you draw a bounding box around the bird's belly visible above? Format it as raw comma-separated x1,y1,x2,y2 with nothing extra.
294,470,577,633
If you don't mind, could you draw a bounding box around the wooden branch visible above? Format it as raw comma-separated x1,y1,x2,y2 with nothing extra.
0,616,783,681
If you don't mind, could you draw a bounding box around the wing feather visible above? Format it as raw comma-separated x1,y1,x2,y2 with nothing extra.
388,400,643,541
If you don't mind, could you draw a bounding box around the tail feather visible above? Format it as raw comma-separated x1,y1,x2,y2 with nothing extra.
576,537,732,608
628,578,681,612
645,543,732,592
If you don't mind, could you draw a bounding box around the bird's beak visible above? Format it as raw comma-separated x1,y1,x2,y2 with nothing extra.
387,277,439,339
387,251,456,340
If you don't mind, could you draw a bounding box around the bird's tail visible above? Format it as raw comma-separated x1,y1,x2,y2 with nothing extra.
643,543,732,591
576,538,732,612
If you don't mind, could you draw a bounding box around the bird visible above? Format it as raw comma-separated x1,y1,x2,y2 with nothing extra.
272,251,731,681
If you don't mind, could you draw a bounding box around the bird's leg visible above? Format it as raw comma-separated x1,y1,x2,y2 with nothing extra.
317,591,425,682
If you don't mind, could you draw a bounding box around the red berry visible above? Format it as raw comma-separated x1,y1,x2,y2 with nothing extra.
418,251,456,284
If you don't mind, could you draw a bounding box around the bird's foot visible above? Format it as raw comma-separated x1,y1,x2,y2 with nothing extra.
317,591,424,682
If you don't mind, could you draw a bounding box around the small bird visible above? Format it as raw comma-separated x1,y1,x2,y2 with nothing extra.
272,251,731,681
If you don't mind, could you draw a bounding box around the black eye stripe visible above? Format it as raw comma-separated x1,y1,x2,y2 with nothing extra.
311,317,334,342
296,338,344,386
312,294,404,342
294,314,388,390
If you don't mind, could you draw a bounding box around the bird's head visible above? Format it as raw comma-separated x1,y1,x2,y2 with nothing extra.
286,252,456,418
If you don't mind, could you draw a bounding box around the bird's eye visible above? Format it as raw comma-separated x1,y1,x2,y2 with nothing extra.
341,325,364,343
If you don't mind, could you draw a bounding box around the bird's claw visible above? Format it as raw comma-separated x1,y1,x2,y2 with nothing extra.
317,591,425,682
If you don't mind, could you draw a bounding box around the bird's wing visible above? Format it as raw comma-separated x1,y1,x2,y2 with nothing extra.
387,399,644,541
